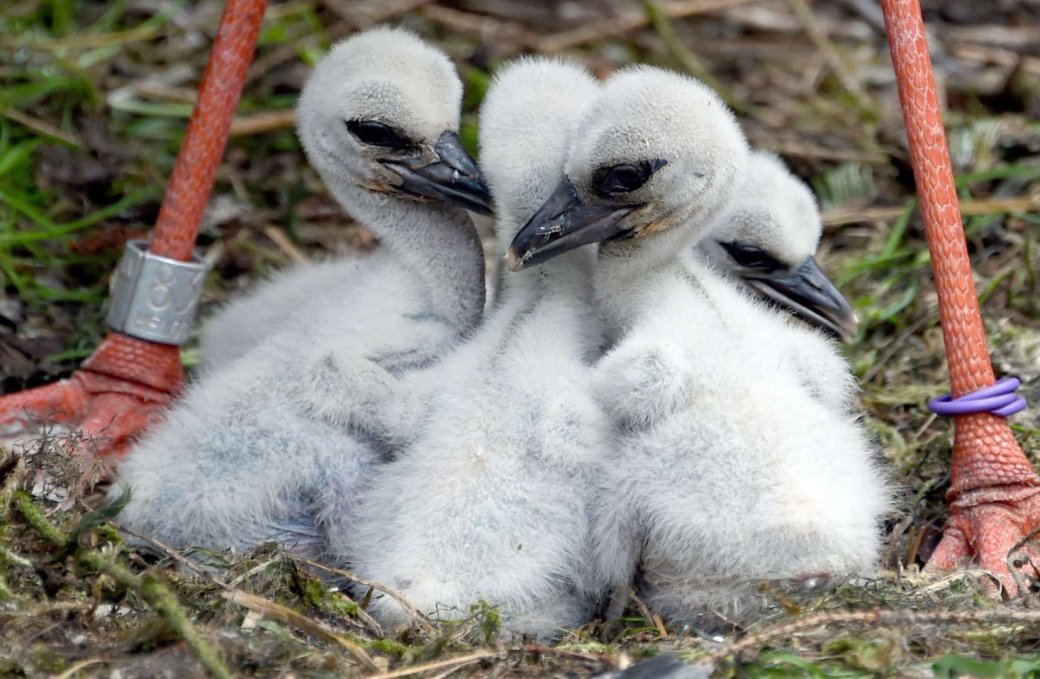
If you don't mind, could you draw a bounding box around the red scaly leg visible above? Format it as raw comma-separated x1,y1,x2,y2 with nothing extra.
0,0,268,466
880,0,1040,597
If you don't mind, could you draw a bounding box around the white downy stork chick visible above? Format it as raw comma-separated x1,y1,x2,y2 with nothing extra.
343,57,607,639
698,151,857,344
112,28,490,556
507,67,890,625
694,151,860,412
197,27,493,370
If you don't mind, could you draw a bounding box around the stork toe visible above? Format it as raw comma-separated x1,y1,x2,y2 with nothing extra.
927,492,1040,598
0,379,88,436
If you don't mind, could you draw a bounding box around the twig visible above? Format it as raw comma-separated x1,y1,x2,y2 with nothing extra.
5,600,87,616
246,44,306,84
949,44,1040,77
115,524,383,641
641,0,749,113
16,498,230,679
112,522,232,590
280,552,383,635
943,24,1040,49
81,551,232,679
834,0,886,33
222,589,379,672
229,110,297,137
863,312,939,383
535,0,758,54
421,5,535,55
0,106,83,148
294,556,433,631
881,478,939,568
356,0,437,27
621,584,665,638
369,650,499,679
958,195,1040,216
912,413,938,440
522,644,614,664
696,607,1040,665
320,0,434,29
54,657,107,679
1009,524,1040,559
262,224,309,263
783,0,873,114
15,492,67,547
0,544,33,569
822,194,1040,227
0,457,27,512
3,22,164,50
225,557,279,588
760,138,890,165
915,568,991,595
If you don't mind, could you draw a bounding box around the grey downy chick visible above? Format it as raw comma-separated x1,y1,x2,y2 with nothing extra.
196,29,492,371
695,150,860,412
343,57,608,639
698,150,857,344
111,28,489,557
507,66,890,626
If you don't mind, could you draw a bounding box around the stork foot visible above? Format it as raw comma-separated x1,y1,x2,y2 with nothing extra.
926,487,1040,598
0,333,182,480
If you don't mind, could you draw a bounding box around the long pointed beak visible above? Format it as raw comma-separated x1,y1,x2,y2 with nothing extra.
506,178,634,271
743,256,859,343
383,130,493,216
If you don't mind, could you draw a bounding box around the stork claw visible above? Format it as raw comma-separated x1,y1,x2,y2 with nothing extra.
0,333,182,484
0,380,89,433
925,490,1040,599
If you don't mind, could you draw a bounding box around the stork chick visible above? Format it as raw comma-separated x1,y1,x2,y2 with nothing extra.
197,29,492,371
698,151,857,344
696,151,860,412
111,28,489,556
343,57,607,639
508,66,890,625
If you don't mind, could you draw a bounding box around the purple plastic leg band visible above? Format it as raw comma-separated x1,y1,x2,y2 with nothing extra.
928,377,1027,418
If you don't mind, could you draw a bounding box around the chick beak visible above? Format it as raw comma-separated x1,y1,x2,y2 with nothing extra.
382,130,493,216
742,256,859,343
506,178,634,272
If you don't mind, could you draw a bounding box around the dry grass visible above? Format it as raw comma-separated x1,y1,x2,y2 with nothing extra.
1,0,1039,675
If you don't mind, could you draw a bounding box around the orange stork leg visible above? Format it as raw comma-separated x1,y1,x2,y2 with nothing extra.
0,0,268,462
880,0,1040,596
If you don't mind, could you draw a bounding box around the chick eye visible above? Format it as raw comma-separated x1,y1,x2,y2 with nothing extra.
592,159,667,195
346,120,413,150
720,241,783,272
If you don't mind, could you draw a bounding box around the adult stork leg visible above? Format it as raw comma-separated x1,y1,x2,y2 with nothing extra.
0,0,269,460
880,0,1040,596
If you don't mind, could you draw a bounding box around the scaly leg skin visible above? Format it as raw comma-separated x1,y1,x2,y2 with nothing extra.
0,335,181,472
927,494,1040,598
0,0,266,474
880,0,1040,598
924,413,1040,598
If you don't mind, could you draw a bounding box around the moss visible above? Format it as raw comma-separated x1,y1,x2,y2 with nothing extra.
298,575,360,620
15,492,67,548
364,638,411,658
558,641,617,655
469,601,502,644
325,592,359,618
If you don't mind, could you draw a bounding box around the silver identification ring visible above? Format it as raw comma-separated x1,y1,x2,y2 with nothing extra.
106,240,208,346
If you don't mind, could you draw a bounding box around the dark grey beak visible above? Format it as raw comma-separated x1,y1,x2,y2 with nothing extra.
743,256,859,343
506,177,634,272
383,130,493,216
